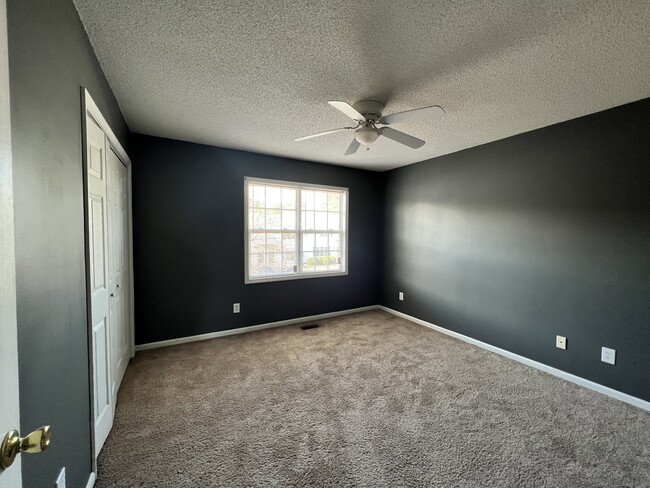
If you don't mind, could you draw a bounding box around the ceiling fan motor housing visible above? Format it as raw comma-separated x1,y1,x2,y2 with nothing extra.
353,100,384,122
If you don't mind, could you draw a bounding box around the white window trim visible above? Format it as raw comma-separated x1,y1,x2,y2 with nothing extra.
244,177,349,284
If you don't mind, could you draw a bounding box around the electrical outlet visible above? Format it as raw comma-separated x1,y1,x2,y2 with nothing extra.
556,335,567,350
601,347,616,365
398,292,404,301
56,468,66,488
233,303,240,313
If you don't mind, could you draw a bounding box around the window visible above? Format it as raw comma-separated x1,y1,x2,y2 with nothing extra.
245,177,348,283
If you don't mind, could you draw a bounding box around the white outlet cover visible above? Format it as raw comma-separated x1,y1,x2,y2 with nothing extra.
233,303,240,313
601,347,616,365
398,292,404,301
556,335,567,350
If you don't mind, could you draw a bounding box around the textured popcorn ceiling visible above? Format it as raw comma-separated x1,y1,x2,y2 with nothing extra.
73,1,650,171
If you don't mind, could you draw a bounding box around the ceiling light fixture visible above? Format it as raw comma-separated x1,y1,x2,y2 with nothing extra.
354,123,380,145
295,100,445,155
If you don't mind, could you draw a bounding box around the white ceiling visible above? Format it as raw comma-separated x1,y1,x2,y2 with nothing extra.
73,1,650,171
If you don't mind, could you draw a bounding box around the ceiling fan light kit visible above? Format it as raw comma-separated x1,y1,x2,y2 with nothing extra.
295,100,445,155
355,123,380,145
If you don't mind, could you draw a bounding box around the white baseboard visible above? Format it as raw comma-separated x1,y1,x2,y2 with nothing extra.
86,471,96,488
379,306,650,412
134,306,378,352
133,303,649,411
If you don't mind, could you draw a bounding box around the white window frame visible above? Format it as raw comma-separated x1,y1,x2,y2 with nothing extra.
244,177,349,284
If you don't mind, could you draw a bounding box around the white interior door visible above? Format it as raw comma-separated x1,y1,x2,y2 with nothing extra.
86,115,113,454
0,0,22,484
107,146,130,395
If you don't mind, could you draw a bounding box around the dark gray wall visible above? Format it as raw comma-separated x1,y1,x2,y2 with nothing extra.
383,99,650,401
8,0,130,486
5,4,646,488
132,135,384,345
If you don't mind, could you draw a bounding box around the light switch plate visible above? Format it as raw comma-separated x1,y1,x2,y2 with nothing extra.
556,335,567,350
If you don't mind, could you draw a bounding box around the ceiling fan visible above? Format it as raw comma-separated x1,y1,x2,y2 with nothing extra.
295,100,445,155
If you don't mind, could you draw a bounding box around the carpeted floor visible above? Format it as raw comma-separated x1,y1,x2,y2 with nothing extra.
97,310,650,487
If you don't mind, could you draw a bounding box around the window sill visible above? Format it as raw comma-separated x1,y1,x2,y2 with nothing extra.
245,270,348,285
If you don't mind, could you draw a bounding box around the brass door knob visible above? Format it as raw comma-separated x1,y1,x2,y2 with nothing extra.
1,426,51,471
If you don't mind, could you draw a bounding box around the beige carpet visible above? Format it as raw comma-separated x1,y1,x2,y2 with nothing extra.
97,310,650,487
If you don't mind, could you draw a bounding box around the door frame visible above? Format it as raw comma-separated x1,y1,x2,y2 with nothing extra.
0,0,22,485
81,88,135,469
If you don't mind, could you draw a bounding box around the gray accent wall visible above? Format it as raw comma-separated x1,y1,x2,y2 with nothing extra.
132,134,385,345
383,99,650,402
7,1,130,486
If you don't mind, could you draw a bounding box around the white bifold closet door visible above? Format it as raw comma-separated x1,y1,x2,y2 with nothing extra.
86,114,131,454
107,146,130,399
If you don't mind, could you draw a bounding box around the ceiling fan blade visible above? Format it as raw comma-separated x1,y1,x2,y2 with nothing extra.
328,101,365,121
381,127,426,149
379,105,445,125
294,127,351,142
344,138,361,155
